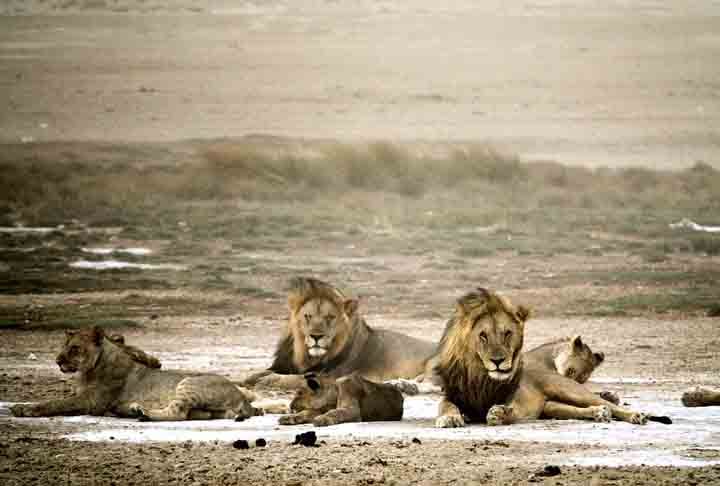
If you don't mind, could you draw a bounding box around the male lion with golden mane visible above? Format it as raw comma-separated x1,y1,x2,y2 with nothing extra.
244,277,437,389
10,327,262,421
278,372,404,427
435,288,652,427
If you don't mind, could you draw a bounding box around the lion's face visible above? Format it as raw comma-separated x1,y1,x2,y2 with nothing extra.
289,374,337,413
469,309,525,382
291,297,357,361
441,289,530,384
55,327,104,374
555,336,604,384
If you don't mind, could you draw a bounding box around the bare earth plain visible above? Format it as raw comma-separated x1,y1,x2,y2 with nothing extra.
1,1,720,485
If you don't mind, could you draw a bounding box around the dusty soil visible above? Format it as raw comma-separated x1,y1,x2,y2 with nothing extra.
1,0,719,169
2,0,720,485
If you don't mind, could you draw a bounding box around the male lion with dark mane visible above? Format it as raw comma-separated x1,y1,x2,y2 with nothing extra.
10,327,262,421
435,288,652,427
244,277,436,389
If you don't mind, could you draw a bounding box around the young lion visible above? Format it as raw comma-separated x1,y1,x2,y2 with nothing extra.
10,327,261,422
434,288,650,427
524,336,620,405
682,387,720,407
278,373,404,427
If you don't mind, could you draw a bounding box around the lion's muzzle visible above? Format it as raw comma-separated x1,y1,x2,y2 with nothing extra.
306,335,329,358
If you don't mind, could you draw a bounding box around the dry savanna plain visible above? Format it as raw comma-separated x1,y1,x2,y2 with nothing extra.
1,1,720,485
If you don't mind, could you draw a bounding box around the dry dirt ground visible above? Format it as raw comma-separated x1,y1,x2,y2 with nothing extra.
2,1,720,485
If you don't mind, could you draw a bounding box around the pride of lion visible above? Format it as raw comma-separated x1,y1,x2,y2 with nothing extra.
12,276,702,432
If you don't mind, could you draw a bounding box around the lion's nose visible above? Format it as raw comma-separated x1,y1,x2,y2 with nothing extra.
310,334,324,342
490,358,505,369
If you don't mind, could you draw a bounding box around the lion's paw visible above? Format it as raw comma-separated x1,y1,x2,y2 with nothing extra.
682,387,709,407
629,412,648,425
128,402,150,421
384,379,419,396
278,414,302,426
486,405,513,426
435,414,465,428
590,405,612,423
598,391,620,405
312,414,338,427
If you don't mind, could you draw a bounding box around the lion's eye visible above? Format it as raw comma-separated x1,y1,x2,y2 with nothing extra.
504,330,512,341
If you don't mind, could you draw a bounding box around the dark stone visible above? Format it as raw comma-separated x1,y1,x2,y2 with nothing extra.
232,440,250,450
293,431,318,447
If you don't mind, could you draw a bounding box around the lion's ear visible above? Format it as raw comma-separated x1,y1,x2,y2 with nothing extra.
343,299,359,317
571,335,584,351
516,305,531,323
594,352,605,365
90,326,105,345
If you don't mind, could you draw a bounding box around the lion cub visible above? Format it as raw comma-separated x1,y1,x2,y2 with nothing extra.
10,326,262,422
279,373,404,427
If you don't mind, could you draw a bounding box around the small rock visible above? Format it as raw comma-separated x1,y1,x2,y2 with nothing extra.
232,440,250,450
412,437,422,445
293,431,318,447
27,353,38,361
255,438,267,447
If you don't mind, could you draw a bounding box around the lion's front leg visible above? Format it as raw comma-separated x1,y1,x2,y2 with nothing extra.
544,376,647,425
10,395,93,417
250,373,308,390
435,398,465,428
313,406,361,427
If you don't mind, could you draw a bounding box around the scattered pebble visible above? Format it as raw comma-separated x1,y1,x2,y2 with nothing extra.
412,437,422,445
529,465,562,481
232,440,249,450
255,438,267,447
293,431,318,447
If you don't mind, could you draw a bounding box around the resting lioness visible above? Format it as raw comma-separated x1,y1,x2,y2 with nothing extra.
682,387,720,407
245,277,437,389
278,372,404,427
434,288,649,427
10,327,261,421
525,336,620,405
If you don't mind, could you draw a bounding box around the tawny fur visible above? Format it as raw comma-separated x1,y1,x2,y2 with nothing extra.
435,289,650,427
434,288,529,425
10,327,261,422
525,335,620,406
682,387,720,407
278,373,404,427
244,277,437,389
107,333,162,369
